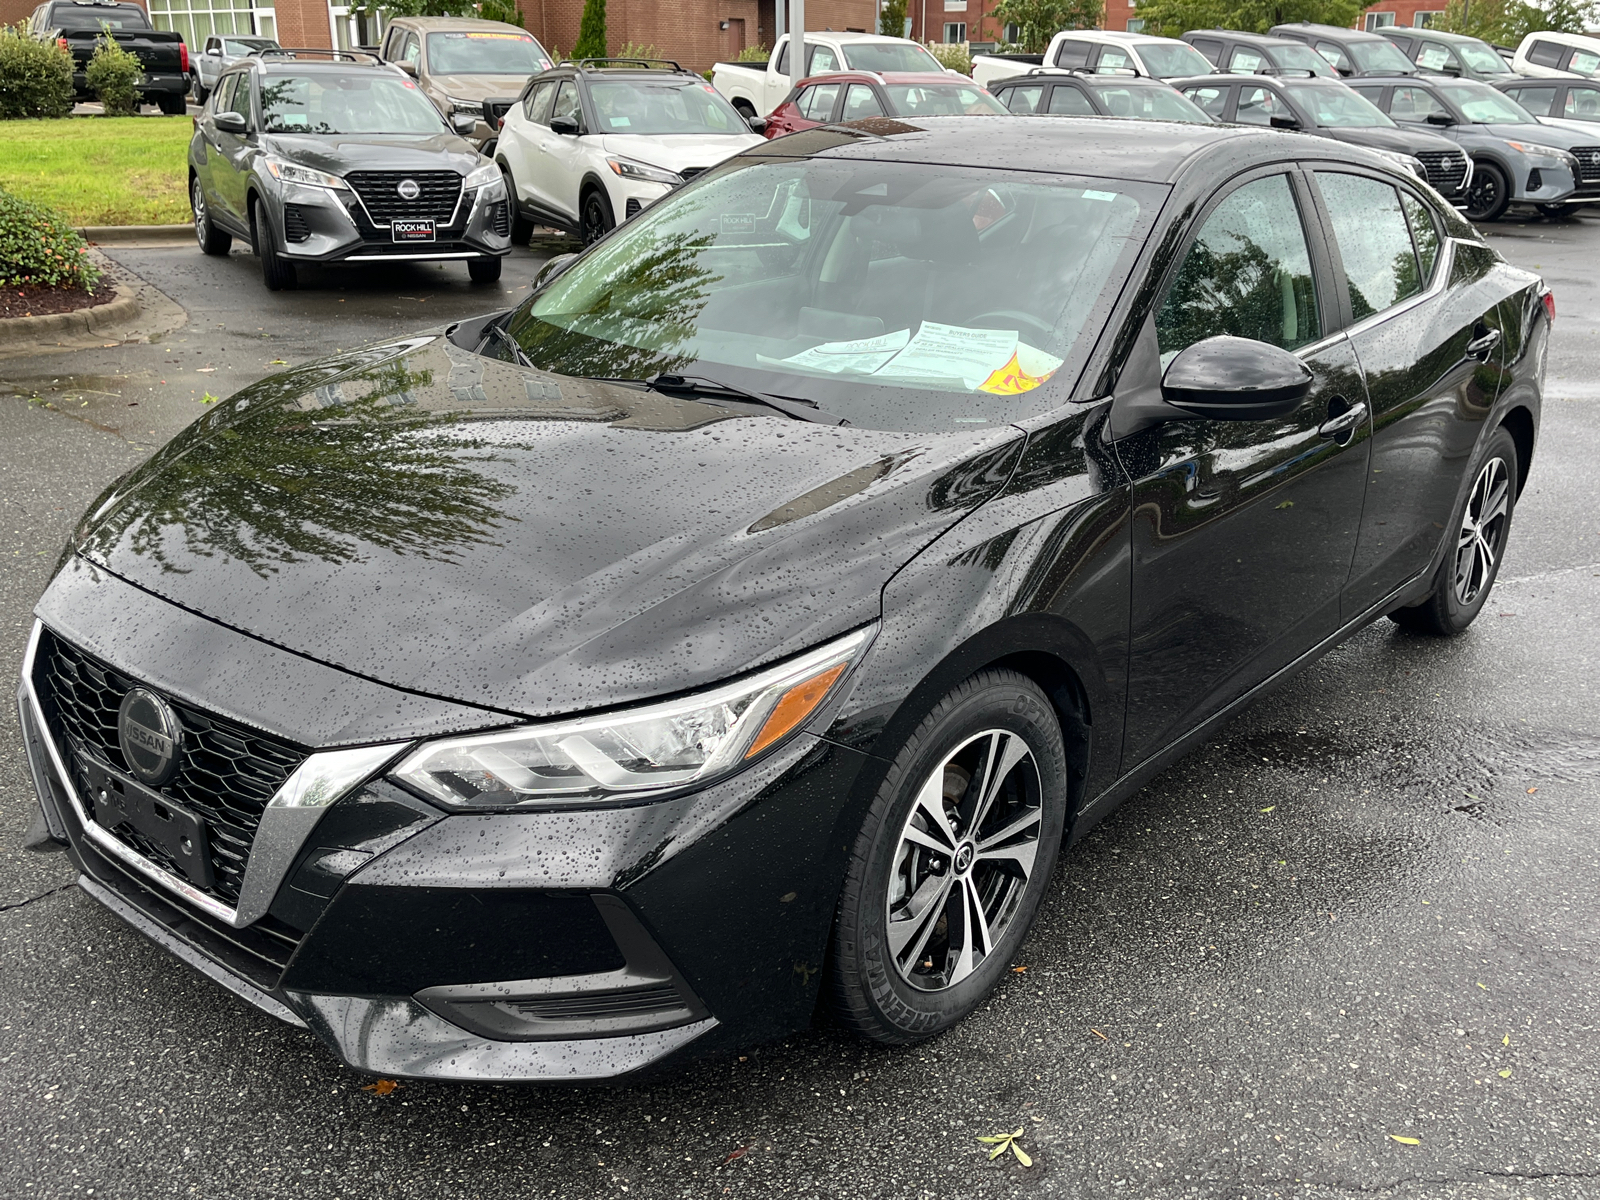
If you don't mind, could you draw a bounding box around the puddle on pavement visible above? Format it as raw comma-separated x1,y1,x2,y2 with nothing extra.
3,370,172,439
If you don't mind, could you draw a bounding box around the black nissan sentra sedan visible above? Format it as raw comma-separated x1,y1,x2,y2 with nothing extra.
22,117,1546,1082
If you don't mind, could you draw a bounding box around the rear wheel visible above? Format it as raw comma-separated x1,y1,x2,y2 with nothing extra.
580,187,614,245
191,175,231,257
468,256,503,283
498,162,534,244
1464,161,1510,223
157,92,187,116
1390,427,1519,636
829,670,1069,1044
193,82,209,105
252,199,297,292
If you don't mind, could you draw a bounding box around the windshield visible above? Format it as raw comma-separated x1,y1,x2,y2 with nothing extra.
260,74,447,134
1349,39,1418,74
1274,42,1339,77
883,82,1007,115
1440,79,1534,122
1285,81,1395,127
1455,40,1512,74
1089,81,1212,121
589,79,750,135
842,42,945,72
224,37,277,55
503,160,1161,432
426,31,552,75
1135,41,1216,78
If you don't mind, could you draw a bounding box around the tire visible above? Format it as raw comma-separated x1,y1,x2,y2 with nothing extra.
498,162,534,244
829,669,1069,1045
1390,426,1519,636
468,256,503,283
191,175,231,257
252,200,297,292
156,92,187,116
1464,160,1510,223
580,186,614,246
193,83,209,105
1537,202,1576,218
732,98,757,121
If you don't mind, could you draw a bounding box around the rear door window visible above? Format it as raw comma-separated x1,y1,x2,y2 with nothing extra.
1526,39,1565,68
1315,172,1423,319
1047,85,1096,115
1003,84,1043,113
1054,39,1092,69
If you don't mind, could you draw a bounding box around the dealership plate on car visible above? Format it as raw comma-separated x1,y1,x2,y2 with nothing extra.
392,219,436,243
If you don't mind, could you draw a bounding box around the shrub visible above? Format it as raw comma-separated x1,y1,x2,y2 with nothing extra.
0,186,101,289
85,32,142,116
572,0,607,59
736,43,769,62
924,40,972,75
0,23,73,119
615,40,661,62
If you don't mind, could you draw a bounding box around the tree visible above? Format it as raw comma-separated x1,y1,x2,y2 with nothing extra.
478,0,525,26
987,0,1103,52
1431,0,1597,43
1132,0,1363,38
879,0,908,37
573,0,608,59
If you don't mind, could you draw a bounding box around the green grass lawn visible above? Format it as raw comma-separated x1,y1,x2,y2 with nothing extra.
0,116,192,226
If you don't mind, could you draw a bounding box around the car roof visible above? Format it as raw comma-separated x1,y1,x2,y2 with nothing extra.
799,31,913,43
1188,30,1296,48
992,71,1171,86
747,113,1380,183
1056,30,1179,46
1517,30,1600,49
802,71,969,85
250,57,396,75
1174,72,1338,89
386,16,531,32
1397,27,1486,45
1271,22,1391,42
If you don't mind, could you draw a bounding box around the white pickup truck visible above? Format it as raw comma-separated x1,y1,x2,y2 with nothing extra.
971,29,1215,89
712,31,951,117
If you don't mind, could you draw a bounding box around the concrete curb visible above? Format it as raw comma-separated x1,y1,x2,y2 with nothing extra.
78,224,194,244
0,276,141,345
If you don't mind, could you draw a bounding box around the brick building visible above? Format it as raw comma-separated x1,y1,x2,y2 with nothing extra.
0,0,873,74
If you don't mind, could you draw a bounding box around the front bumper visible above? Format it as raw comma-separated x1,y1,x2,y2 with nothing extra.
18,585,875,1081
264,177,511,265
1512,160,1579,203
604,175,674,223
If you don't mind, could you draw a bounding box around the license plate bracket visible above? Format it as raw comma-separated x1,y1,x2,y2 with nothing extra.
80,756,215,890
391,218,436,243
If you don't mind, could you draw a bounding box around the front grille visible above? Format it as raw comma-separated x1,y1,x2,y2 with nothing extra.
1569,144,1600,183
345,170,463,225
34,630,307,909
1417,150,1468,194
281,204,311,242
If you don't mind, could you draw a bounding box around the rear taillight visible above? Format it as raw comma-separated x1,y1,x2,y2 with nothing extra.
498,115,505,128
1542,290,1555,323
180,41,189,74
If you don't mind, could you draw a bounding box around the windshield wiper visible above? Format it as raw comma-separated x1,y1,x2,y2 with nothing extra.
478,318,533,368
647,373,851,426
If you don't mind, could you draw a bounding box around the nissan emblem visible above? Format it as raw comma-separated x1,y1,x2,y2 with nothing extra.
397,179,421,200
117,687,182,787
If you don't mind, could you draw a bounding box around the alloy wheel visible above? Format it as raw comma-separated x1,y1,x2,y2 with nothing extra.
192,178,208,247
1454,456,1510,606
885,729,1042,992
1465,168,1504,221
582,194,609,245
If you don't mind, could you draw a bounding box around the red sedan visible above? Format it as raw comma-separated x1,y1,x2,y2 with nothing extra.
764,71,1007,137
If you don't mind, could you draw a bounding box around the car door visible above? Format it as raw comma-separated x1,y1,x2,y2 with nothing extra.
1112,168,1369,768
1308,167,1510,614
202,72,251,227
539,79,589,223
501,78,555,215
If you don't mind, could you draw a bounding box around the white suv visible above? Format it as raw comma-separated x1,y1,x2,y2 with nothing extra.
495,59,765,244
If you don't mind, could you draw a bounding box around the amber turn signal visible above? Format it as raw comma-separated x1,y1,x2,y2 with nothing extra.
745,663,848,759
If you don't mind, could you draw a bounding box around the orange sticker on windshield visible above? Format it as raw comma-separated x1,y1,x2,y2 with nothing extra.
463,32,532,39
977,351,1057,396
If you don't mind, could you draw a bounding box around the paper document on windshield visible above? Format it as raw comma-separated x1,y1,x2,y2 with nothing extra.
771,321,1064,394
764,328,910,375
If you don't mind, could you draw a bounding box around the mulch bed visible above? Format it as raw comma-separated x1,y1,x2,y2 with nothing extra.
0,279,118,321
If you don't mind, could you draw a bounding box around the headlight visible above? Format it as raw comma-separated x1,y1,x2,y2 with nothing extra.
391,626,874,809
464,161,502,190
606,156,682,185
1504,140,1577,167
446,95,483,113
262,158,348,190
1370,147,1428,178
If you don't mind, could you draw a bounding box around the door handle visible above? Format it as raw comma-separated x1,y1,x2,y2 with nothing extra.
1318,399,1367,440
1466,327,1502,361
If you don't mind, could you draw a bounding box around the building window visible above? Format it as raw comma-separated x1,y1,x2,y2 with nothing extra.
1125,18,1146,31
148,0,274,47
943,0,967,10
1413,10,1444,25
944,22,966,42
1003,22,1020,42
1364,11,1397,28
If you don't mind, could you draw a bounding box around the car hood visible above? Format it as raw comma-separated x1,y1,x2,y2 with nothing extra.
1322,125,1461,155
598,133,766,171
262,132,483,176
1471,120,1595,148
1535,115,1600,142
427,74,539,100
69,335,1022,720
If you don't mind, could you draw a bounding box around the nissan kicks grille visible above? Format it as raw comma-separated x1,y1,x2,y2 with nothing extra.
1416,150,1468,194
344,170,463,224
34,629,307,907
281,204,312,243
1570,145,1600,183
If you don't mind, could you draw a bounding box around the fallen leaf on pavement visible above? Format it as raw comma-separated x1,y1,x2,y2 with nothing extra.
362,1079,401,1096
1260,806,1276,813
1503,1034,1511,1046
1091,1027,1108,1040
977,1128,1032,1167
1498,1069,1512,1078
1012,965,1027,973
1388,1135,1420,1146
721,1145,748,1165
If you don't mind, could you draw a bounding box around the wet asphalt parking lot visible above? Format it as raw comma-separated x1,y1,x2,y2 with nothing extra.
2,217,1600,1200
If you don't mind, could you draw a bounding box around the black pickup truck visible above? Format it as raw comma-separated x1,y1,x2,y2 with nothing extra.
28,0,190,114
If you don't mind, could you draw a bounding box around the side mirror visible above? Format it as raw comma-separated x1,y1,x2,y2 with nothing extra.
532,253,577,290
1269,113,1300,129
1161,336,1313,420
214,110,247,134
550,115,579,135
451,111,478,134
1424,111,1454,125
205,46,221,56
746,114,767,132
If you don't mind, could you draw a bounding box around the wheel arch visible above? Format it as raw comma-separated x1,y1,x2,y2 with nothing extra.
1499,404,1536,497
